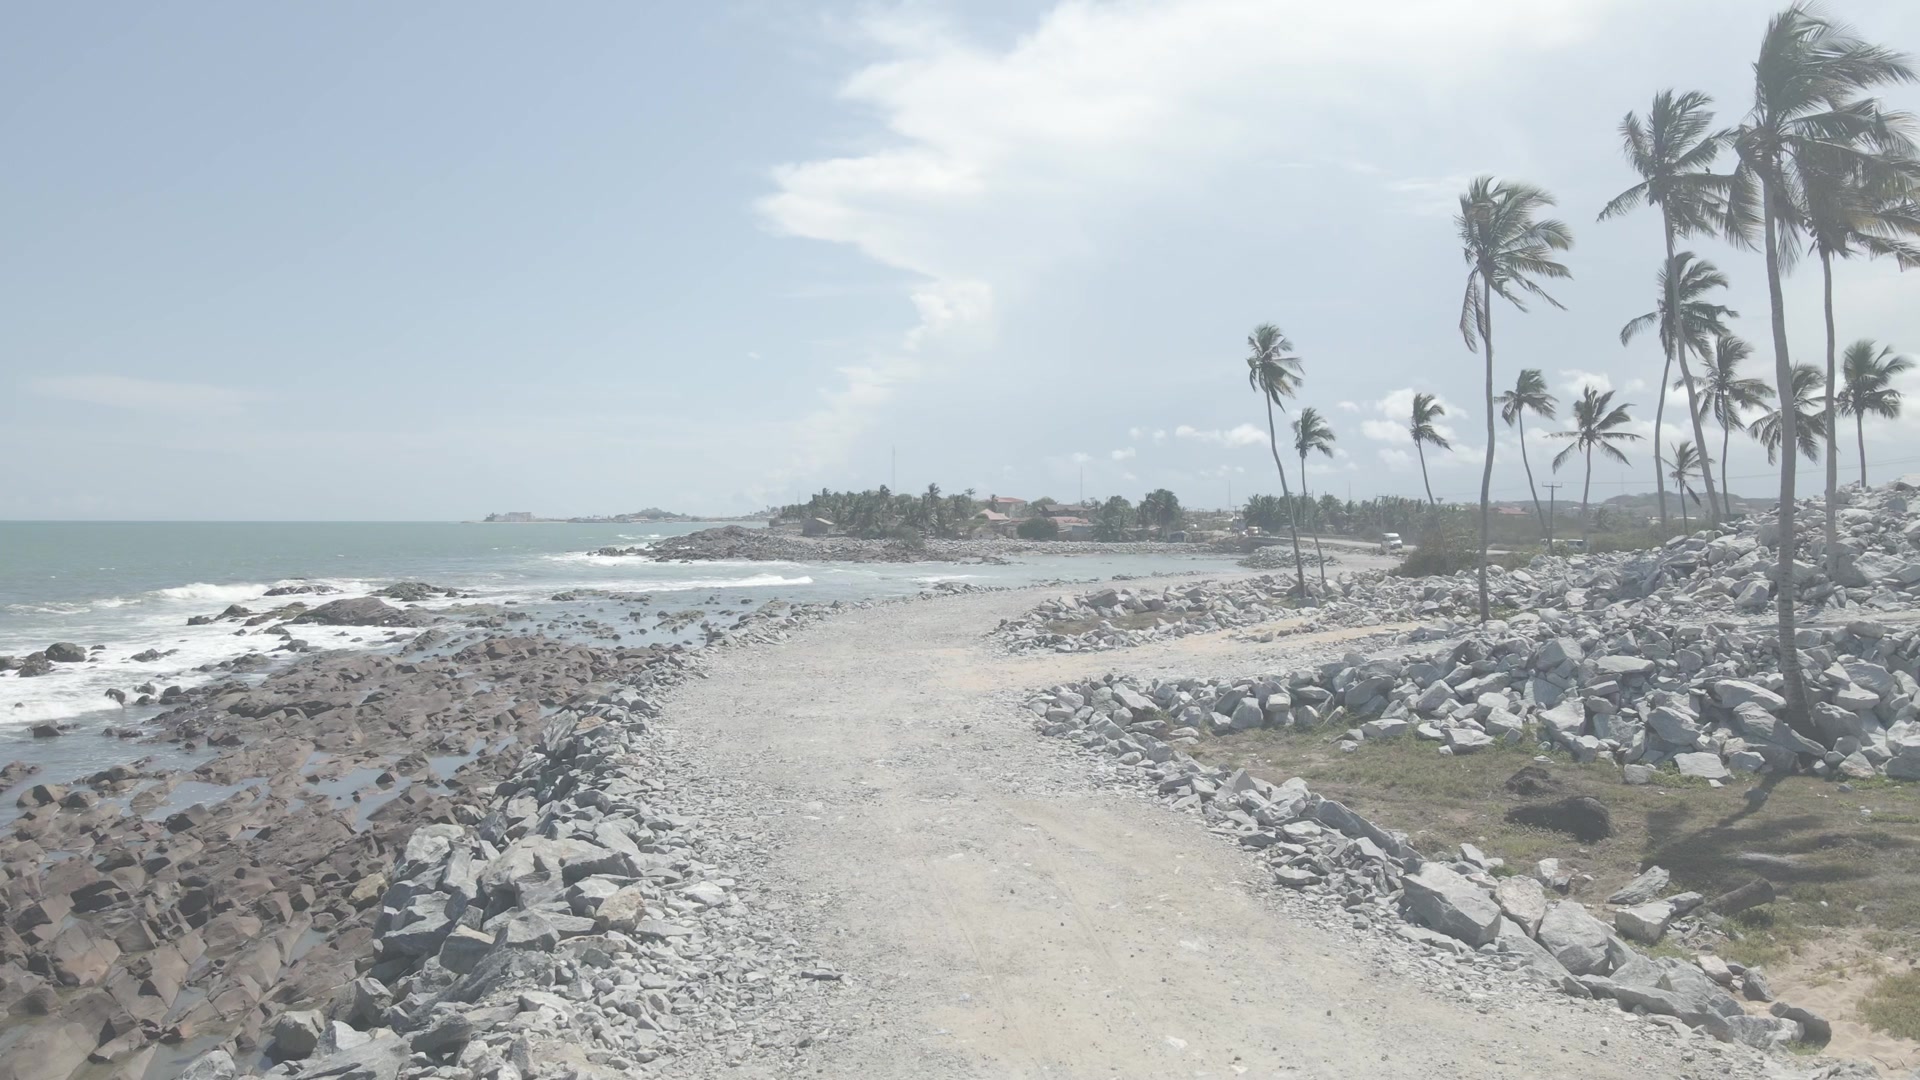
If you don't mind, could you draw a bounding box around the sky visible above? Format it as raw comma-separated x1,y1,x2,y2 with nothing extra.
3,0,1918,521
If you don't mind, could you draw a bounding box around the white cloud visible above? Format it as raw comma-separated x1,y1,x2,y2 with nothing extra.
1110,447,1136,461
1121,470,1138,481
757,0,1628,478
1175,422,1267,447
1336,401,1360,412
1070,451,1092,464
28,375,265,415
1127,426,1144,439
1560,368,1612,396
1151,429,1167,443
1378,448,1414,470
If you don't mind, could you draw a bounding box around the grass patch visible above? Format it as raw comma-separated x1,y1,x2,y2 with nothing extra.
1860,970,1920,1042
1187,724,1920,998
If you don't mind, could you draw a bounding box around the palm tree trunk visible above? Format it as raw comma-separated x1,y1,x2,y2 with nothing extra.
1518,414,1545,537
1652,219,1676,534
1582,448,1593,545
1476,276,1495,623
1820,249,1839,575
1677,340,1721,532
1680,491,1690,533
1762,181,1813,742
1857,413,1868,488
1301,452,1327,586
1720,417,1735,520
1263,396,1307,596
1417,441,1436,506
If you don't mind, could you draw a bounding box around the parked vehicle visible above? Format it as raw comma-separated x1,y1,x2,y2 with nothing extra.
1378,532,1404,554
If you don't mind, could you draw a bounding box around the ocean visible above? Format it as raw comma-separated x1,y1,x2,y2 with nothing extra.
0,521,1237,782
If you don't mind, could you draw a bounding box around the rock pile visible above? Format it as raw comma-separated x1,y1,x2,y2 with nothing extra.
1025,678,1827,1053
1236,545,1339,571
1040,605,1920,782
996,577,1316,653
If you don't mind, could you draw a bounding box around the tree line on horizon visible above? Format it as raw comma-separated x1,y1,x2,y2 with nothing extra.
1237,2,1917,744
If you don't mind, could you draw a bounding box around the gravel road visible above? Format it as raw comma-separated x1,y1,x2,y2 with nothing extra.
661,580,1783,1080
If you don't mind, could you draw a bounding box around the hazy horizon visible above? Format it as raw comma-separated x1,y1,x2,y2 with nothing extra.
5,1,1918,521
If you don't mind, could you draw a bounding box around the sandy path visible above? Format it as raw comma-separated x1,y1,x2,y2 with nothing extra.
664,583,1767,1080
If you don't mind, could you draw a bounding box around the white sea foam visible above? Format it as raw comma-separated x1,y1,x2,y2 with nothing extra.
633,574,814,593
152,582,275,604
916,574,981,584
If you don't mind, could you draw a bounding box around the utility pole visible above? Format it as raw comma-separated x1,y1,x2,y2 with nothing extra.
891,446,896,491
1078,467,1084,504
1544,483,1562,548
1227,479,1232,513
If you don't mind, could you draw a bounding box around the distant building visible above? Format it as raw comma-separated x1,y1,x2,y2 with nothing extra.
1050,516,1093,541
802,517,835,537
973,509,1014,536
1495,506,1529,517
986,495,1029,517
503,511,535,523
1042,502,1092,519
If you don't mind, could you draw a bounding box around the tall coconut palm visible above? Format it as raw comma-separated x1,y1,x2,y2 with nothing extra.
1600,89,1736,531
1669,440,1709,532
1751,363,1830,465
1496,368,1559,534
1549,388,1642,544
1245,323,1308,595
1618,252,1737,528
1408,392,1452,508
1729,3,1916,739
1802,148,1920,572
1458,177,1573,622
1292,407,1336,585
1835,340,1913,486
1695,334,1775,517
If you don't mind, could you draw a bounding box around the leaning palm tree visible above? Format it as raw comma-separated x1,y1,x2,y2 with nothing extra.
1619,252,1737,530
1600,89,1736,530
1496,368,1559,534
1835,339,1913,485
1695,334,1775,517
1669,440,1710,532
1751,363,1830,465
1549,388,1642,544
1408,392,1452,508
1458,177,1573,622
1292,407,1336,585
1245,323,1308,595
1801,147,1920,572
1729,3,1916,739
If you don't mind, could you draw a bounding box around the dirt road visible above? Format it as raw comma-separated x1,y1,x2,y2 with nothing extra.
665,583,1773,1079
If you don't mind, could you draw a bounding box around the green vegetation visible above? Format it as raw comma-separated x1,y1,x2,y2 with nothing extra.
1015,516,1058,541
1093,495,1133,541
1549,387,1642,545
779,485,978,539
1861,970,1920,1041
1836,340,1914,488
1243,323,1308,594
1137,488,1184,538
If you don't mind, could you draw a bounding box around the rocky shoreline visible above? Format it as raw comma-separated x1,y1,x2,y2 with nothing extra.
0,594,847,1080
592,525,1214,564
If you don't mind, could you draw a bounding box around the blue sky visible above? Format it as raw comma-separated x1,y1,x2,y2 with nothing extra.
4,0,1917,519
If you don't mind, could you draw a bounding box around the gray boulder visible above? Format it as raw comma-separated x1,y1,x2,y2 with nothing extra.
1538,901,1614,976
1401,863,1502,947
1606,866,1670,906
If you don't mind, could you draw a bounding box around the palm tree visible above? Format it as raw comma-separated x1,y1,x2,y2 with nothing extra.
1137,488,1183,539
1245,323,1308,595
1618,252,1737,529
1600,89,1736,530
1835,339,1915,486
1669,441,1709,532
1695,334,1775,519
1549,388,1642,544
1802,149,1920,572
1729,3,1916,740
1292,407,1336,585
1408,392,1451,508
1496,368,1559,534
1458,177,1574,622
1750,363,1830,465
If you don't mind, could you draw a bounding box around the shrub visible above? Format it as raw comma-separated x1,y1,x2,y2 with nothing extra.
1391,520,1479,577
1016,516,1059,541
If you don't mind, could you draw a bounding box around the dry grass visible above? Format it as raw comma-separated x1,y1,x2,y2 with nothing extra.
1186,724,1920,1039
1862,971,1920,1042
